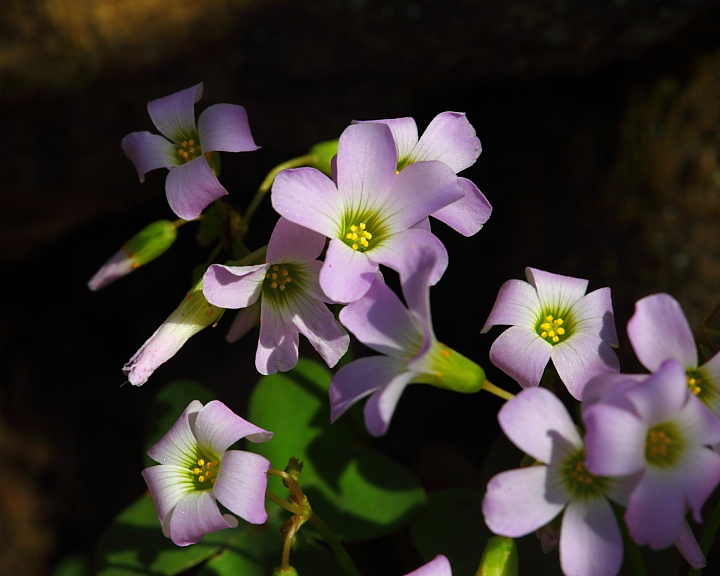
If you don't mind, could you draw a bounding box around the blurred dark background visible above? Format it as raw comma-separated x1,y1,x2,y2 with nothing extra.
4,0,720,574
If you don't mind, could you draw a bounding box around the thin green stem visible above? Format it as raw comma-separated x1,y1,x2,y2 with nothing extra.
307,513,362,576
265,491,302,515
481,380,515,402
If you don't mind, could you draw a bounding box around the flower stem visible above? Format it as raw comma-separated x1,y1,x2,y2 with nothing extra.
481,380,515,401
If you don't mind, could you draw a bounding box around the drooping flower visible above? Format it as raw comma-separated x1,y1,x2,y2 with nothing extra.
482,387,624,576
481,267,619,399
627,292,720,416
403,555,452,576
271,122,463,303
123,278,224,386
122,83,259,220
142,399,272,546
357,112,491,236
329,245,484,436
583,358,720,549
203,217,350,375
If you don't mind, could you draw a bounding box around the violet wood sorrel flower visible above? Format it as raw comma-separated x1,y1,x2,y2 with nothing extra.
123,279,224,386
271,122,463,303
357,112,491,236
627,292,720,415
482,387,624,576
203,217,350,375
583,358,720,549
481,267,619,399
142,399,272,546
122,83,259,220
329,245,484,436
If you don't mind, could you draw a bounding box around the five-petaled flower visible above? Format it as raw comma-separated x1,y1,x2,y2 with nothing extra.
271,122,463,303
203,217,350,375
142,399,273,546
122,82,259,221
481,267,619,399
357,111,491,237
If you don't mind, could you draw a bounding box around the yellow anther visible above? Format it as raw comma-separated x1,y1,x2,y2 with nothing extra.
198,475,206,482
346,233,354,239
352,243,359,250
350,225,358,232
279,285,285,291
545,315,553,322
557,327,565,335
271,273,278,279
197,459,205,466
285,277,291,283
541,331,548,338
548,330,555,338
181,141,188,147
188,139,195,146
552,335,559,343
193,468,201,474
554,318,563,326
281,269,288,276
271,281,278,289
360,237,369,247
273,265,279,271
359,223,366,230
365,232,373,239
540,322,551,331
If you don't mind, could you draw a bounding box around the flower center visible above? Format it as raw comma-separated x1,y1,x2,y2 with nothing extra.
645,422,685,467
265,264,292,291
344,222,374,252
177,139,203,163
262,263,304,304
561,448,609,500
191,457,219,489
536,314,568,344
686,370,702,396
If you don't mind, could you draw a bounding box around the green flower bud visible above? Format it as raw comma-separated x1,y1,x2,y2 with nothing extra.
414,342,486,394
477,536,518,576
308,139,339,176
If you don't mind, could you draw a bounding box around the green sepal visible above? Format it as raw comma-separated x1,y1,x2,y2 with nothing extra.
477,536,518,576
124,220,178,266
308,140,338,176
413,343,485,393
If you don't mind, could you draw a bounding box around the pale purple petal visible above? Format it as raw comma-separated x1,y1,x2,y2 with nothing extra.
560,499,622,576
526,268,588,312
121,131,179,181
355,117,419,162
335,123,397,208
166,489,237,546
271,167,343,237
624,359,688,425
329,355,406,422
338,277,421,357
571,287,618,346
396,244,438,323
675,520,706,569
581,372,647,406
197,103,259,153
256,299,299,375
194,400,272,453
678,389,720,447
431,177,492,236
625,467,687,548
498,387,582,463
290,295,349,368
146,400,203,464
266,217,326,263
226,303,261,342
87,248,136,291
213,450,271,524
165,156,229,220
371,229,449,289
203,264,266,309
583,403,647,476
482,466,567,537
142,464,194,522
481,279,541,332
627,293,698,372
551,335,620,400
403,554,452,576
380,161,463,232
147,83,202,143
320,238,378,303
680,446,720,521
363,371,416,436
412,112,481,173
488,326,552,389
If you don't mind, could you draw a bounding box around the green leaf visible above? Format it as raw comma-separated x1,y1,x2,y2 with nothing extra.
94,494,243,576
248,358,426,541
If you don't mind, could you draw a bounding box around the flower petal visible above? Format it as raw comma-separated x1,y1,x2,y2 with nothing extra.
560,499,622,576
142,464,194,522
498,387,582,463
213,450,271,524
266,217,326,263
355,116,419,163
551,336,620,400
271,167,343,237
526,268,588,312
290,294,349,368
320,238,378,303
412,112,481,173
256,299,300,375
194,400,273,453
147,400,204,465
226,303,261,342
571,287,618,346
431,177,492,237
87,248,137,291
483,466,568,537
675,519,706,569
481,279,541,332
166,489,237,546
363,370,416,436
627,293,698,372
679,446,720,521
203,264,266,309
583,403,647,476
624,359,688,425
403,555,452,576
165,155,228,220
147,83,203,143
121,131,179,181
198,103,259,153
488,326,552,389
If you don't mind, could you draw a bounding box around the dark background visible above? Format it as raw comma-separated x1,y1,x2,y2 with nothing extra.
3,0,720,574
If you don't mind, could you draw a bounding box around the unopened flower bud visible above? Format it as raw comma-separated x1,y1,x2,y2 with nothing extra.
308,139,338,176
414,343,485,394
88,220,178,291
478,536,518,576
